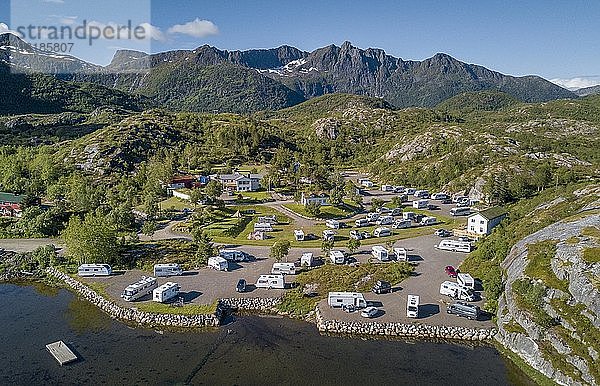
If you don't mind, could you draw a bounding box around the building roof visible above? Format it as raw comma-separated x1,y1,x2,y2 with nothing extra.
0,192,25,204
218,172,263,181
474,207,508,221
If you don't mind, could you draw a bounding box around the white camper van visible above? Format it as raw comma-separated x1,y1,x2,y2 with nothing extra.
153,263,183,277
121,276,158,302
208,256,229,271
373,227,391,237
254,222,274,232
413,199,429,209
436,239,472,253
393,219,412,229
220,249,250,262
431,192,449,200
457,273,475,290
300,252,315,267
323,229,336,241
420,216,437,226
414,190,430,198
402,211,415,220
294,229,305,241
326,219,340,229
271,262,296,275
393,247,408,261
440,281,475,301
406,295,419,318
376,216,394,226
371,245,389,261
450,207,471,216
258,215,277,224
77,264,112,277
153,282,180,303
328,292,367,309
255,274,285,289
355,218,370,227
329,250,345,264
366,212,380,223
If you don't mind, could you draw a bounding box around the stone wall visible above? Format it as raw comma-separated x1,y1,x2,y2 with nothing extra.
220,297,282,311
46,267,223,328
315,306,496,341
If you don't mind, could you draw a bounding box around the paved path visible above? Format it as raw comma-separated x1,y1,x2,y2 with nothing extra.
0,238,64,253
139,220,191,242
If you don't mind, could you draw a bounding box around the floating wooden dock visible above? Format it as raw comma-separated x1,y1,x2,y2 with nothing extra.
46,341,78,365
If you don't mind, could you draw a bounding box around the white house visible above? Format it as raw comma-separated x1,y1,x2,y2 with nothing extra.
467,207,508,236
301,192,329,206
215,172,263,192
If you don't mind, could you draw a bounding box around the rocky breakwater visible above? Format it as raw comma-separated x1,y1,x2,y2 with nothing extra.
220,297,282,311
314,306,496,341
46,267,223,328
497,207,600,386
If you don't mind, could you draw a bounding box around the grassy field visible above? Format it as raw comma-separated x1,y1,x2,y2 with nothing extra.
159,196,193,211
524,240,569,293
282,203,356,219
136,301,218,315
276,261,414,316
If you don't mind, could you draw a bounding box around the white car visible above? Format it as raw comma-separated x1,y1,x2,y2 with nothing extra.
360,306,379,318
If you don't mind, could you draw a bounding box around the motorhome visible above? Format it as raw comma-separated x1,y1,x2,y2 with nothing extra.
360,179,374,188
371,245,389,261
440,281,476,301
355,218,370,227
77,264,112,277
402,211,415,220
376,216,394,225
329,250,346,264
447,301,480,320
436,239,472,253
300,252,315,267
412,199,429,209
431,192,449,200
326,219,340,229
373,227,391,237
121,276,158,302
366,212,380,222
393,247,408,261
394,186,405,193
406,295,419,318
381,184,395,192
405,188,416,195
255,274,285,289
450,207,471,216
254,222,273,232
452,195,468,203
271,262,296,275
258,215,277,224
327,292,367,309
420,216,437,226
457,273,475,290
153,263,183,277
219,249,251,262
152,282,180,303
414,190,430,199
323,229,335,242
294,229,305,241
208,256,229,271
392,219,412,229
391,207,403,216
376,206,391,214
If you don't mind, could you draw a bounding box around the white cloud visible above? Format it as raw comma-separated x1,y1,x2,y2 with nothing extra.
0,22,23,37
550,76,600,90
139,23,166,42
167,18,219,38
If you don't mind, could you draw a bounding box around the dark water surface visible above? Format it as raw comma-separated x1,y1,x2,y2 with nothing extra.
0,283,533,385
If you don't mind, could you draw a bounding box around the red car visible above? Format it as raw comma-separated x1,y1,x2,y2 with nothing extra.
445,265,458,278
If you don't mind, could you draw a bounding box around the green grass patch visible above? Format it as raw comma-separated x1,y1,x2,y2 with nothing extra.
565,236,580,244
538,340,582,382
276,262,414,316
512,279,559,329
503,320,527,335
524,240,569,293
136,300,218,315
133,239,198,271
581,226,600,239
282,203,355,219
582,247,600,264
159,196,193,211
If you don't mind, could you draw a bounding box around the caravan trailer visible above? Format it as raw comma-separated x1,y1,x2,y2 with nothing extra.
457,273,475,290
153,263,183,277
208,256,229,271
271,263,296,275
376,216,394,226
220,249,251,262
381,184,395,192
420,216,437,226
326,219,340,229
323,229,336,241
255,274,285,289
393,247,408,261
406,295,419,318
431,192,449,200
413,199,429,209
121,276,158,302
258,215,277,224
373,227,391,237
254,222,273,232
329,250,346,264
450,207,471,216
371,246,389,261
153,282,180,303
436,240,472,253
392,219,412,229
77,264,112,277
414,190,430,199
327,292,367,309
294,229,305,241
355,218,370,227
300,252,315,267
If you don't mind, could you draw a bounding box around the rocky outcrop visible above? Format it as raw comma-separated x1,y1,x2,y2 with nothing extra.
315,306,496,341
497,212,600,386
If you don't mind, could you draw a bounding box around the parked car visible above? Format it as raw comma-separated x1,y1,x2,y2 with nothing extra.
445,265,458,278
435,229,451,237
372,280,392,294
360,306,379,318
457,236,473,242
376,207,391,214
236,279,247,293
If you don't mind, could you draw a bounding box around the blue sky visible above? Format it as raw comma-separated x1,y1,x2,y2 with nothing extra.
1,0,599,88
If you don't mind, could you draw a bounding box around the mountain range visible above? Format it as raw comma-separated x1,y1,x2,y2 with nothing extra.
0,33,583,114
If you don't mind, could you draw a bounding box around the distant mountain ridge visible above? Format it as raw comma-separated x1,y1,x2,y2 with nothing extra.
0,33,578,113
575,84,600,97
